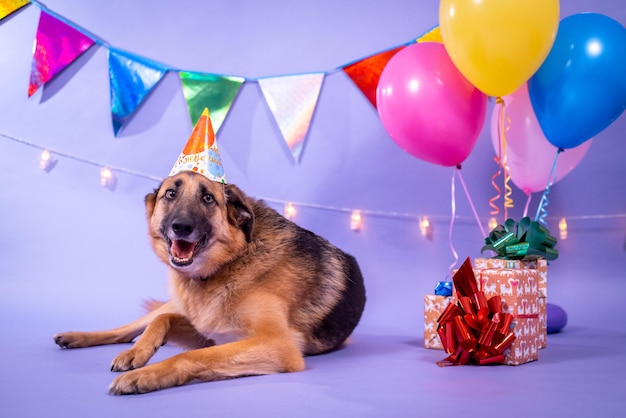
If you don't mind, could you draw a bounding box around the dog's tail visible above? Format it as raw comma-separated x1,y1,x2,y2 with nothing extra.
142,298,166,313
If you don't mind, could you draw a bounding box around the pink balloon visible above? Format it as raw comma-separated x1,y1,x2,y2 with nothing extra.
491,84,592,193
376,42,487,167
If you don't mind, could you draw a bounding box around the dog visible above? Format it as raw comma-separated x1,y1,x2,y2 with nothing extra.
54,171,366,395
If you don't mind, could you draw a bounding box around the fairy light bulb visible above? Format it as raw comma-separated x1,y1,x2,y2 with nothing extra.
559,217,568,240
350,210,362,232
39,149,55,172
419,216,430,237
488,217,498,231
100,166,116,190
284,202,296,220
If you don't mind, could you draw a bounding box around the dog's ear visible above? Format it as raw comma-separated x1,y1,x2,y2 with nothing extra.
225,184,254,242
145,187,159,219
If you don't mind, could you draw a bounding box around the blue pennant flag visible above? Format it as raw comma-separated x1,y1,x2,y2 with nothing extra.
108,48,167,135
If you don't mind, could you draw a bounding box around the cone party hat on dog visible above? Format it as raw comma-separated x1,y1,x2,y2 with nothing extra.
169,107,227,184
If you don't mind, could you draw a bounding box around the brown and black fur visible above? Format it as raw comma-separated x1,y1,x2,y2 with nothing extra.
54,171,366,395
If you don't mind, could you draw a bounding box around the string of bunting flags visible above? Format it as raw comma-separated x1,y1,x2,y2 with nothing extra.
1,0,441,164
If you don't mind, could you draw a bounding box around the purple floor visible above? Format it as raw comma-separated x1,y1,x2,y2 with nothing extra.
2,314,624,417
2,0,626,416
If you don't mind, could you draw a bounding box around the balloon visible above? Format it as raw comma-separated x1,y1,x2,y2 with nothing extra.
439,0,559,97
528,13,626,149
490,84,592,193
376,42,487,167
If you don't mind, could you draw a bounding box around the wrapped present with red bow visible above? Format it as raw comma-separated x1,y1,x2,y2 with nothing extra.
436,257,538,366
424,281,455,349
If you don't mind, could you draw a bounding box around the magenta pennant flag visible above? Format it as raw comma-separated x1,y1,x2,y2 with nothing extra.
108,49,168,136
258,73,325,163
28,10,96,97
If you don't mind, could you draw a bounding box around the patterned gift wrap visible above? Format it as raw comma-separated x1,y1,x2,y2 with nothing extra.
475,258,547,348
474,268,540,365
424,295,454,349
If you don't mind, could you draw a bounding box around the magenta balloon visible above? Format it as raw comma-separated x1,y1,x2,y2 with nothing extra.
377,42,487,167
490,84,592,193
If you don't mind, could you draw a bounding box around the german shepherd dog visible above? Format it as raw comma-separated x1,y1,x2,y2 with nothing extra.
54,171,366,395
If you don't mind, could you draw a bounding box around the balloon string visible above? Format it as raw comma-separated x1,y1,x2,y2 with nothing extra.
522,190,532,218
456,165,487,238
447,169,459,280
499,99,514,220
534,149,564,226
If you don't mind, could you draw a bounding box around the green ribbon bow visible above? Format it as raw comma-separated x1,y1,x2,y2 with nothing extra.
481,217,558,261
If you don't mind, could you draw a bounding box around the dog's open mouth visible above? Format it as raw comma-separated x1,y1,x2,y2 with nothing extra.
167,236,206,267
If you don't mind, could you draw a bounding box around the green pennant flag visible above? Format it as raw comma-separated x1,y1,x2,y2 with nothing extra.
179,72,245,133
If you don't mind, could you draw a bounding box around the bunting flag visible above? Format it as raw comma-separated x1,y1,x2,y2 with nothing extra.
258,73,325,163
415,25,442,43
108,49,168,136
0,0,29,21
179,72,245,133
28,11,96,97
342,46,405,108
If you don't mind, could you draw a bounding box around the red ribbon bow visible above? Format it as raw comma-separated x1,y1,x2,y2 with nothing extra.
436,257,516,366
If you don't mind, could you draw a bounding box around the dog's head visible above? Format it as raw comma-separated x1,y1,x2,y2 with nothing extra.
145,171,254,279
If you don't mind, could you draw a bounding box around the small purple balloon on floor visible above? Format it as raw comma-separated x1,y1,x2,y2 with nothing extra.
547,303,568,333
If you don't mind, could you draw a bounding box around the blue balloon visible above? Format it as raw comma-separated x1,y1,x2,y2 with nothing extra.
528,13,626,149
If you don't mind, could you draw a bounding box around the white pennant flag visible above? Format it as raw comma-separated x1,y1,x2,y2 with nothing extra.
258,73,325,163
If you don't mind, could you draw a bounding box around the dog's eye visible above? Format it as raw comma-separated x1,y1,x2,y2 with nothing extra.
164,189,176,200
203,194,215,204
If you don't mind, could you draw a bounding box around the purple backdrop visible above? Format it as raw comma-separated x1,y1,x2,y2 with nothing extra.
1,1,625,416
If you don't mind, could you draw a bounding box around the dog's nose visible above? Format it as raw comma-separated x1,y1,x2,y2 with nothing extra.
171,220,194,238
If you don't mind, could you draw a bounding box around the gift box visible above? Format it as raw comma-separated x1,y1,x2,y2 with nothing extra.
424,294,454,349
475,257,547,348
474,268,540,365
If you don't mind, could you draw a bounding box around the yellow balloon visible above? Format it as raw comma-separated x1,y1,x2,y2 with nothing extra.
440,0,559,97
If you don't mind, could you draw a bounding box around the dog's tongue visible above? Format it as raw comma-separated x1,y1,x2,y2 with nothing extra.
171,240,195,259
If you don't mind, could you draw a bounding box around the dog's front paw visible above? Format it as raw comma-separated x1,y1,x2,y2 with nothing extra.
110,346,154,372
54,332,90,349
109,364,182,395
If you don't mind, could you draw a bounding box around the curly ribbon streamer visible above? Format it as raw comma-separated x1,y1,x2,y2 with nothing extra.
456,165,487,238
489,97,506,216
481,217,559,260
498,97,514,220
447,169,459,279
534,149,564,226
436,258,516,366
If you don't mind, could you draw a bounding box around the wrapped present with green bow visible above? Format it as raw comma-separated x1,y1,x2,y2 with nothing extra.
481,217,558,261
477,217,555,349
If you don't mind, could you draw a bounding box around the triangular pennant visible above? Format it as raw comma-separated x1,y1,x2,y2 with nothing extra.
0,0,29,21
416,26,442,43
342,46,404,108
108,49,168,135
179,71,245,133
258,73,324,163
170,108,227,184
28,11,96,97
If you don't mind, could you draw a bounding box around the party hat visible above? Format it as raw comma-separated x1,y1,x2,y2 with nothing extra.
169,108,227,183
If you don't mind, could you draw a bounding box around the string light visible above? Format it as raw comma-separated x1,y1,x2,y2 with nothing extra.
284,202,296,220
350,210,362,232
559,217,568,240
3,132,626,235
39,149,56,172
